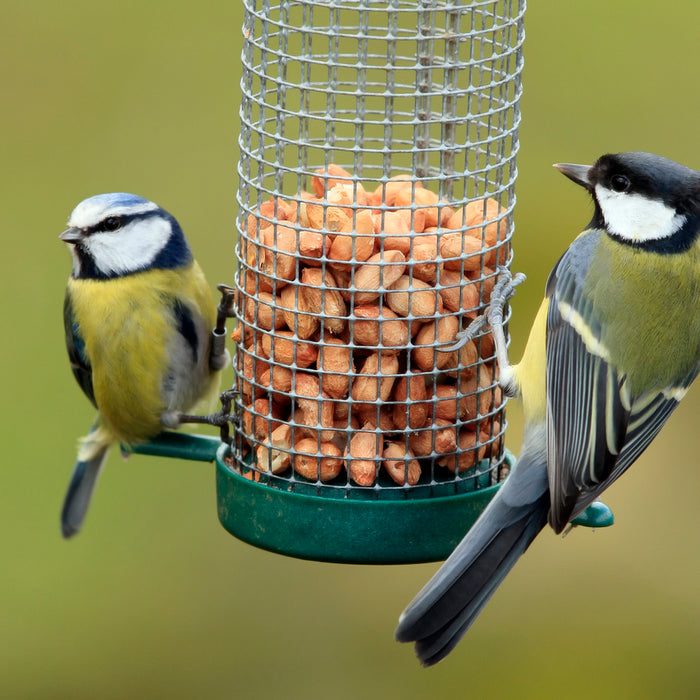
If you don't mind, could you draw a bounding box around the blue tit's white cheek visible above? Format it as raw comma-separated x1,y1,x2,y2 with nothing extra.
594,185,686,242
87,216,172,276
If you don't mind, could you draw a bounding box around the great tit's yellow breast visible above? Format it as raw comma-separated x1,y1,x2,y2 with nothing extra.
586,236,700,393
512,298,549,423
67,263,217,444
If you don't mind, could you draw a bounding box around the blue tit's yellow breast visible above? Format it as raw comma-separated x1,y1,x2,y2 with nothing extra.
67,264,217,443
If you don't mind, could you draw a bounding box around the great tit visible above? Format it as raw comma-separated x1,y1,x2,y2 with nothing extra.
396,151,700,665
59,193,228,538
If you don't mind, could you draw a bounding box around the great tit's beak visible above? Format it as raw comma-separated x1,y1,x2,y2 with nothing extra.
553,162,593,190
59,227,84,243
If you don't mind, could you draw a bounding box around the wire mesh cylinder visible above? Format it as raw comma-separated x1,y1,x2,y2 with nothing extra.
229,0,525,503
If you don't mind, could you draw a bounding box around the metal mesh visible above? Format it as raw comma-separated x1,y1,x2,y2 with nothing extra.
229,0,525,497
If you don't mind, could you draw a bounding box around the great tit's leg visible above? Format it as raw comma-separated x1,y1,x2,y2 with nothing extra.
442,314,490,352
487,267,525,397
443,267,524,394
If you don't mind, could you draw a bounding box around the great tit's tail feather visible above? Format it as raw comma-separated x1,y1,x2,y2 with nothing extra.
61,424,113,538
395,486,549,666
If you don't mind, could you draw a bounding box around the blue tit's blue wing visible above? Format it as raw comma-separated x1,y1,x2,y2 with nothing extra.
544,230,693,532
64,291,96,407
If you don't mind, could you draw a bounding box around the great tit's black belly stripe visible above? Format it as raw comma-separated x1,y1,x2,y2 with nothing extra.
172,299,199,362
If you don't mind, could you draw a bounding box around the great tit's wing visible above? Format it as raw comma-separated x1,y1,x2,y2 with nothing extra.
544,231,632,532
544,231,693,532
63,291,96,407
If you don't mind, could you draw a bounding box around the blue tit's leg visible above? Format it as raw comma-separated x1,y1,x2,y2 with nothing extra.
176,389,239,429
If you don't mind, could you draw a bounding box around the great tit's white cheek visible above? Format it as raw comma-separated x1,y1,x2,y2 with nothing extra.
88,217,172,276
595,185,686,243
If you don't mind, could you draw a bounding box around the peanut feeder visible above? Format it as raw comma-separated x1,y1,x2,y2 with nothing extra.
221,0,526,564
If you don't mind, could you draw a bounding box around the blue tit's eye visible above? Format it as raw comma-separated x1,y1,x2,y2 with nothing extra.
610,175,630,193
101,216,122,232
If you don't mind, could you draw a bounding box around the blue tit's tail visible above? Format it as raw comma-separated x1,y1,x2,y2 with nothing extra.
395,429,550,666
61,423,113,538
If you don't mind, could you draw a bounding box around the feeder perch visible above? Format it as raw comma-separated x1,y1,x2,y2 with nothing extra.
127,0,614,563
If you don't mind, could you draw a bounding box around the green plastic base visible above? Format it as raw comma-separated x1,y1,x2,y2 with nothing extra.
127,432,614,564
215,444,503,564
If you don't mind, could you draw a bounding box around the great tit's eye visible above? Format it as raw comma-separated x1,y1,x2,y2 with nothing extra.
610,175,630,193
101,216,122,232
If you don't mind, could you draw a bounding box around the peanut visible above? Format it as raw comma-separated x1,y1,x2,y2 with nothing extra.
386,275,443,318
244,291,286,331
328,209,375,264
312,164,368,205
437,429,488,473
374,211,412,254
351,352,399,405
242,397,282,443
412,315,460,371
446,198,507,267
383,442,421,486
436,268,480,315
255,423,293,474
392,372,428,430
298,229,329,264
353,250,407,305
293,373,335,442
293,438,344,482
440,231,484,272
261,330,317,368
299,267,347,335
352,304,409,349
317,334,354,399
395,207,426,234
369,176,421,207
346,424,383,486
259,225,298,283
279,284,320,340
356,404,395,432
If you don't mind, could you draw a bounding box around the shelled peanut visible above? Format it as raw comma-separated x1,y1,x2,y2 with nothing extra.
235,164,508,485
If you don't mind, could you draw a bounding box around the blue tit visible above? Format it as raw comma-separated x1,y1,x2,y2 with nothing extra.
60,193,228,538
396,152,700,665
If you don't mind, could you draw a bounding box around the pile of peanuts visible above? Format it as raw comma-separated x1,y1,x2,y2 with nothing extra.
233,164,507,487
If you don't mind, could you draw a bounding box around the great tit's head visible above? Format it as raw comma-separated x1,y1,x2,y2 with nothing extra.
555,152,700,252
60,193,192,279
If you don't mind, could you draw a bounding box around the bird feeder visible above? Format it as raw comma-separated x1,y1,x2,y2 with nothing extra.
129,0,613,562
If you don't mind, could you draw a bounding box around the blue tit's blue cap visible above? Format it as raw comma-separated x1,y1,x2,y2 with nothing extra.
69,193,161,227
81,192,153,209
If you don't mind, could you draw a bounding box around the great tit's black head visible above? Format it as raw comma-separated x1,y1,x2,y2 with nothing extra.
60,193,192,279
555,152,700,252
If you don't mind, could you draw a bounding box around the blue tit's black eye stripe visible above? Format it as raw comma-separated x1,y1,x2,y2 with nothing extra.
85,210,161,236
172,299,199,363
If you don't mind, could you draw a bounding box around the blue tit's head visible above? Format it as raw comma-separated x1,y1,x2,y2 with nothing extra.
555,152,700,253
60,193,193,279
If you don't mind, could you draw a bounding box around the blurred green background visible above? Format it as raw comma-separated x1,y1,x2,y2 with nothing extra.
2,1,700,698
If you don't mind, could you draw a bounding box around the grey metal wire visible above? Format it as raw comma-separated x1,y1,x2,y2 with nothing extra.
231,0,525,496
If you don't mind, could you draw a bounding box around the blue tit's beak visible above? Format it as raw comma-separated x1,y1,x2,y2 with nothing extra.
553,162,593,190
59,227,84,243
